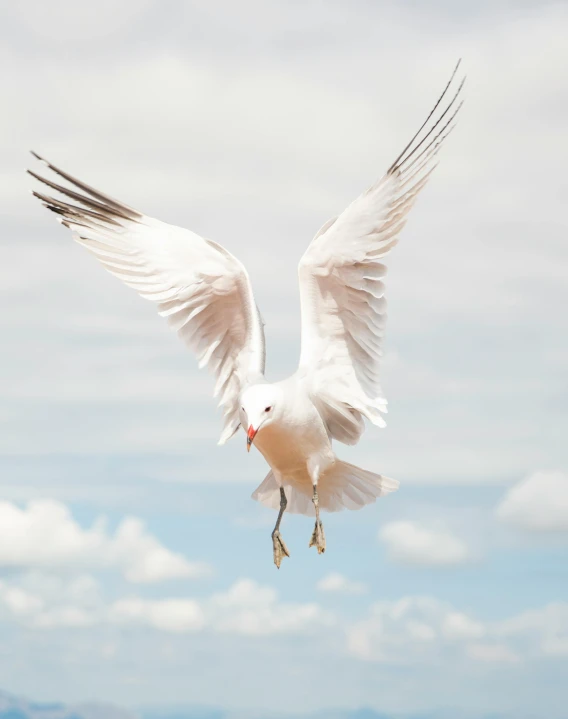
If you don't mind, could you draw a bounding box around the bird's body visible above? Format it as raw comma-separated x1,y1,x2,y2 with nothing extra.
29,63,464,567
247,378,335,481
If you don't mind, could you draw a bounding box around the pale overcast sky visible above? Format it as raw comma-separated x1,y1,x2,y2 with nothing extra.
0,1,567,718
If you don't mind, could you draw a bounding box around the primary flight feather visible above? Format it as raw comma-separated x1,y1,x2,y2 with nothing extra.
29,63,464,568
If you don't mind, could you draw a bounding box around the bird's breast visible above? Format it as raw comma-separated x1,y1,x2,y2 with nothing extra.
253,408,332,478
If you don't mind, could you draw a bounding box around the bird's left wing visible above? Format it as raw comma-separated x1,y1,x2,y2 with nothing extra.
28,154,266,444
297,63,464,445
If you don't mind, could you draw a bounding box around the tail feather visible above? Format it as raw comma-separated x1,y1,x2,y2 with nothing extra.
251,459,399,517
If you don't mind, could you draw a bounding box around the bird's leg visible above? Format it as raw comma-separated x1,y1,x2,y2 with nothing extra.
272,487,290,569
309,484,326,554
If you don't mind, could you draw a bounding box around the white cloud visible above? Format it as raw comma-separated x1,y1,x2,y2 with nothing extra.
208,579,335,636
347,596,470,662
0,583,43,618
34,605,97,629
496,471,568,532
4,567,565,667
14,0,156,42
316,573,367,595
109,517,209,583
379,521,472,566
467,643,520,664
348,595,568,665
0,574,333,637
0,573,98,628
0,500,210,582
110,597,205,633
14,571,101,607
496,602,568,658
441,611,486,641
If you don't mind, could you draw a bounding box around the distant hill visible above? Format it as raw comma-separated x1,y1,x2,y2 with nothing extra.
139,711,394,719
0,690,509,719
0,691,137,719
139,707,507,719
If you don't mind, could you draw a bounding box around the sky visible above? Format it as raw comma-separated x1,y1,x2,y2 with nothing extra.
0,0,567,717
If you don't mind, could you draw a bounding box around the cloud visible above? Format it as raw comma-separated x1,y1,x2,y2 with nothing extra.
496,471,568,532
347,596,485,663
379,521,472,566
110,517,210,583
316,573,367,595
348,595,568,665
111,579,332,636
347,596,568,664
0,584,44,618
496,602,568,658
14,0,157,42
33,605,97,629
0,573,99,628
0,575,333,637
110,597,205,633
441,611,486,641
0,500,210,582
467,643,520,664
3,569,566,666
207,579,335,636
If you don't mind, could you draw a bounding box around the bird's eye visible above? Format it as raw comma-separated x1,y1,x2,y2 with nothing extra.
265,406,272,412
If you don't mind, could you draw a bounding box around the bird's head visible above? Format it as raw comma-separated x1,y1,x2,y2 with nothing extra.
240,384,281,452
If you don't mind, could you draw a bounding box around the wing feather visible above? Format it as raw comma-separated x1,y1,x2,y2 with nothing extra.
298,62,465,445
29,155,266,443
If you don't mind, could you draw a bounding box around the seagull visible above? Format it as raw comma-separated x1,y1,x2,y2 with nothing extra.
29,63,464,568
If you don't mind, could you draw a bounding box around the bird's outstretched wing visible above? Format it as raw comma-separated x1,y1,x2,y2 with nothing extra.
28,154,266,444
297,62,465,445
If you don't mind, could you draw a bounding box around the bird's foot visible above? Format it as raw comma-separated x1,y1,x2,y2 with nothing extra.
272,530,290,569
309,520,326,554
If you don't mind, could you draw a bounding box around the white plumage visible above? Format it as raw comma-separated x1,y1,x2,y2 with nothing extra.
29,63,464,567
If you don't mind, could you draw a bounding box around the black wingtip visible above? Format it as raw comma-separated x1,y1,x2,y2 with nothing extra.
387,59,466,176
27,150,143,220
26,168,44,182
27,153,46,179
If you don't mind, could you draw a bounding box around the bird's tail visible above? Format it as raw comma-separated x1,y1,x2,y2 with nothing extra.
251,459,399,516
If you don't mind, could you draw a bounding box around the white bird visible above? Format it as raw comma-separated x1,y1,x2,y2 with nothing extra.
29,63,464,568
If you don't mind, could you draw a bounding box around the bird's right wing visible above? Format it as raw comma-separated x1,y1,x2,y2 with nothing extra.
297,63,464,445
29,155,266,444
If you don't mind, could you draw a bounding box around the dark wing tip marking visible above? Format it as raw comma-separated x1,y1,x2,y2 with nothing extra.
28,151,144,231
29,150,142,218
387,60,466,178
30,150,46,164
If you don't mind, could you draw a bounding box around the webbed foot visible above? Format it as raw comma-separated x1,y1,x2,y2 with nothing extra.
272,529,290,568
309,520,326,554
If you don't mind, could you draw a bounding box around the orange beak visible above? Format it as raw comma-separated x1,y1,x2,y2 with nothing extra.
246,424,257,452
